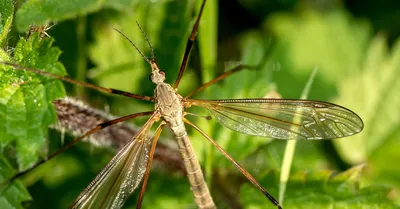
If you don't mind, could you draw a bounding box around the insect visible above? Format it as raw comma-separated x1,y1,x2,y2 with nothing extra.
27,23,55,39
1,0,364,208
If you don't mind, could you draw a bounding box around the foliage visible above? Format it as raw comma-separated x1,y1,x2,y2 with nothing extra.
241,165,398,209
0,31,66,171
0,0,399,208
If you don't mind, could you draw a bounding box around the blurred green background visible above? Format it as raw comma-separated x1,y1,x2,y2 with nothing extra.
1,0,400,208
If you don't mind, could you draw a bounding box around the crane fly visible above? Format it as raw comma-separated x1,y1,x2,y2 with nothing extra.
1,0,364,208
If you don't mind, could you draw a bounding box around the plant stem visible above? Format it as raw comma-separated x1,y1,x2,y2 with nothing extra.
75,16,87,98
279,67,318,204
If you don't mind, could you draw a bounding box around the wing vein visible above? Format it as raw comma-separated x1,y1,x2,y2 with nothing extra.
212,105,311,138
213,105,304,128
317,109,362,128
212,108,259,133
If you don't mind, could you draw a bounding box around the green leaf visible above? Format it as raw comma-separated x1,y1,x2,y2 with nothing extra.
0,156,32,209
0,33,66,209
334,35,400,163
367,128,400,205
15,0,139,32
241,165,398,209
265,9,371,99
103,0,138,11
0,0,13,45
0,34,66,170
331,35,400,203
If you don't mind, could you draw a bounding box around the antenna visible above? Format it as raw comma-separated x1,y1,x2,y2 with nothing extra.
113,28,151,64
136,21,155,61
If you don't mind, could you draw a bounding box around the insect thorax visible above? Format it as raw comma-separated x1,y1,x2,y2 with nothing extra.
154,83,184,126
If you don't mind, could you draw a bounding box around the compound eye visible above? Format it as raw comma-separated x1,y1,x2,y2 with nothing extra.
159,70,165,77
149,73,153,81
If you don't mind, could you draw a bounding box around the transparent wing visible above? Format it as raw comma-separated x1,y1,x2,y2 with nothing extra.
188,99,363,140
69,116,157,209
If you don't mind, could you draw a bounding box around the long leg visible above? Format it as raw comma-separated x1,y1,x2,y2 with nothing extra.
6,111,154,183
173,0,207,89
136,123,165,209
1,62,154,102
185,64,256,98
184,118,282,209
